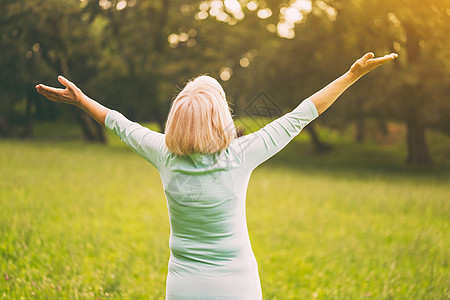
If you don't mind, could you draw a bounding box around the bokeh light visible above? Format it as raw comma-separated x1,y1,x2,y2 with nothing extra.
247,1,258,11
220,67,233,81
257,8,272,19
239,57,250,67
99,0,112,10
195,10,209,20
116,0,127,11
292,0,312,13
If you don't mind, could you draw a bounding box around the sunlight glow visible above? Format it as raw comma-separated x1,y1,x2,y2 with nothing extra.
234,11,245,20
247,1,258,11
99,0,112,10
220,67,233,81
275,1,312,39
388,12,401,26
188,28,198,37
257,8,272,19
210,7,220,16
116,0,127,11
187,39,196,47
211,0,223,9
316,1,327,10
194,0,245,25
168,29,198,48
239,57,250,67
180,4,194,16
199,1,209,11
228,18,238,25
266,24,277,33
195,10,208,20
179,32,189,42
245,49,257,60
32,43,40,52
292,0,312,13
326,7,337,20
277,22,295,39
217,12,231,22
284,7,303,23
224,0,241,13
168,34,179,44
168,34,179,47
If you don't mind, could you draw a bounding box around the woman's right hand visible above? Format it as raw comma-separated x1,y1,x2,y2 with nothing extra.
36,76,83,106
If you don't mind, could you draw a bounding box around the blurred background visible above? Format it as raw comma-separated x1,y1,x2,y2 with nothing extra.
1,0,449,298
1,0,449,164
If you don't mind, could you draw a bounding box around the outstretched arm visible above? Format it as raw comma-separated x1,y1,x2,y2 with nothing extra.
238,52,398,170
36,76,110,125
36,76,165,169
310,52,398,115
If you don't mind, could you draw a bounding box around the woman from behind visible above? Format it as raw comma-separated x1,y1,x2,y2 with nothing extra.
36,52,397,299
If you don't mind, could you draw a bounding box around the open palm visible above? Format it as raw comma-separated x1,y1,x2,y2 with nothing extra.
36,76,82,105
348,52,398,80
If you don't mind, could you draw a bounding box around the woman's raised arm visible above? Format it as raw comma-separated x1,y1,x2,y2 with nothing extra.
310,52,398,115
36,76,110,125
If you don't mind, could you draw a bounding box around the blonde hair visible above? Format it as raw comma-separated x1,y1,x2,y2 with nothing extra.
164,75,236,156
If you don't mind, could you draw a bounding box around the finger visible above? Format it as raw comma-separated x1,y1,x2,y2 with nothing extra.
36,87,57,101
360,52,374,64
368,54,397,66
58,75,74,90
37,84,65,94
389,53,398,59
36,84,64,100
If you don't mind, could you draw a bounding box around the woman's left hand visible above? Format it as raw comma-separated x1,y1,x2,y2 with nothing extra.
36,76,83,106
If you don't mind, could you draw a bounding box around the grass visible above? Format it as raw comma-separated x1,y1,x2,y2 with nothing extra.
0,122,449,299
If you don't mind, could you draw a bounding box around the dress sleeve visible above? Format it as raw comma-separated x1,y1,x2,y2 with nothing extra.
105,110,166,170
234,98,319,171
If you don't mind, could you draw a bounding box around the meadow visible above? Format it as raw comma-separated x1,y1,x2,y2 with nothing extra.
1,122,449,299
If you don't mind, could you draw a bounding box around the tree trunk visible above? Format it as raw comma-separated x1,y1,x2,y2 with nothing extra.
59,54,106,143
72,107,100,142
0,117,10,137
354,97,365,143
405,111,433,164
402,22,433,164
306,125,331,153
355,114,365,143
22,88,34,139
94,119,106,143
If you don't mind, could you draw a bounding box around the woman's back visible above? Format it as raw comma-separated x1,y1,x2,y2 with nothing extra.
105,98,319,299
163,152,260,299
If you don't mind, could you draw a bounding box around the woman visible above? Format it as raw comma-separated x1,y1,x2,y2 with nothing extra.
36,52,397,299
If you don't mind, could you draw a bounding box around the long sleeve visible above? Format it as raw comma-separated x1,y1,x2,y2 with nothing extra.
105,110,166,170
233,98,319,171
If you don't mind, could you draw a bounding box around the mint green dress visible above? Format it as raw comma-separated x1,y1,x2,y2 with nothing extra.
105,98,319,299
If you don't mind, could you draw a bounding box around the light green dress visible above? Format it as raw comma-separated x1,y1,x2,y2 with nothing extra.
105,98,319,299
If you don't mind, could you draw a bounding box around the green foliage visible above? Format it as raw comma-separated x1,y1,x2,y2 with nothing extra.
1,1,448,151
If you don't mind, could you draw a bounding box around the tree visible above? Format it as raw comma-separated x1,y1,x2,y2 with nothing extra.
1,0,106,141
326,0,450,163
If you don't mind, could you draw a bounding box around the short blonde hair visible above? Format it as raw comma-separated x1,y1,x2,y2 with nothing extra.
164,75,236,156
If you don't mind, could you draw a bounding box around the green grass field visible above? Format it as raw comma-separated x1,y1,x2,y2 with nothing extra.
1,123,449,299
